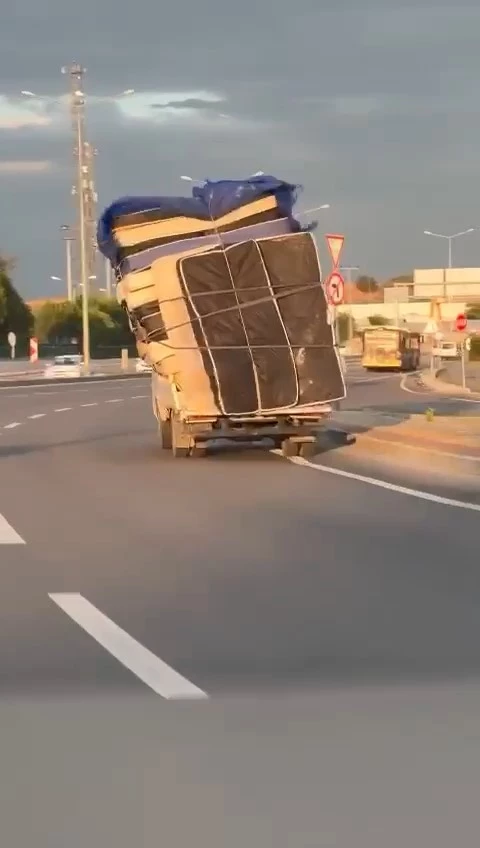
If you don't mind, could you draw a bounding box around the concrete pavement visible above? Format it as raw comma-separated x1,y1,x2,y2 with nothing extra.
1,372,480,847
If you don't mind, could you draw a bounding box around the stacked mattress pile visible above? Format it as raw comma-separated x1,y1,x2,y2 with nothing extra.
97,175,346,416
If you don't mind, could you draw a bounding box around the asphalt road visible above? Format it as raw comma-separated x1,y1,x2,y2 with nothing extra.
1,365,480,847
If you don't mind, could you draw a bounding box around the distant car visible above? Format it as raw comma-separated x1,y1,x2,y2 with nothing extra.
43,355,82,379
135,357,153,374
432,341,459,359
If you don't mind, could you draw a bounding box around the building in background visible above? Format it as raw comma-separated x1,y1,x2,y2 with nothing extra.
412,268,480,301
337,268,480,337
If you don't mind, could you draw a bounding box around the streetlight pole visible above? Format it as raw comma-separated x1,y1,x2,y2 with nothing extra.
423,228,475,303
423,228,475,269
105,256,112,297
339,265,359,342
60,224,74,301
70,74,91,375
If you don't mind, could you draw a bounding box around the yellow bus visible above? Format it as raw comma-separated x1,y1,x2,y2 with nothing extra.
361,326,421,371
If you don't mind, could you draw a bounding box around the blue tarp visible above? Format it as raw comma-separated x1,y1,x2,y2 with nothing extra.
97,175,301,265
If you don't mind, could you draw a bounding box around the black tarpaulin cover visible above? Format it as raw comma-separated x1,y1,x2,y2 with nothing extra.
178,232,345,415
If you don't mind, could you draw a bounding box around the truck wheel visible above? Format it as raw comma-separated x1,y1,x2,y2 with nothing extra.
159,418,172,449
281,438,299,458
299,441,317,459
192,443,207,458
172,446,190,458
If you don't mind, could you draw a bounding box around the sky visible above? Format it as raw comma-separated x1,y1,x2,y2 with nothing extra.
2,0,480,298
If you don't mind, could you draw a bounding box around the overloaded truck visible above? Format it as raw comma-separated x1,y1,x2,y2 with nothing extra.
97,175,346,458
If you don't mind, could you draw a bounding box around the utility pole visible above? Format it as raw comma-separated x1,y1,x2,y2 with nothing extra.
62,63,91,373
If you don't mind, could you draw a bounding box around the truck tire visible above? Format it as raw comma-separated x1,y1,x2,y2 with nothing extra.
172,445,190,458
281,438,299,458
159,417,172,449
299,441,317,459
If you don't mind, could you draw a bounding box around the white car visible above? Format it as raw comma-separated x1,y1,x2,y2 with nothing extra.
135,357,153,374
432,341,459,359
43,355,82,379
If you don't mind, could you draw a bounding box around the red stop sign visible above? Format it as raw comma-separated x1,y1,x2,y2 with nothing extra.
455,313,467,332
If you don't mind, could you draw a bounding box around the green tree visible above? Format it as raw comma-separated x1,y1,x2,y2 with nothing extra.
34,300,81,343
470,337,480,361
368,314,391,326
34,295,132,346
356,275,379,293
0,256,33,342
466,305,480,319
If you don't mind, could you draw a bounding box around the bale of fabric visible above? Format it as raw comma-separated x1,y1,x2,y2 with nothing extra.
98,177,345,416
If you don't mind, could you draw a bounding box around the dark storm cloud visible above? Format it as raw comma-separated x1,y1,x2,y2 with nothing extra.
2,0,480,294
151,99,222,112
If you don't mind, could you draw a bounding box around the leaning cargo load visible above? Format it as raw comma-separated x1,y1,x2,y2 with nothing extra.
97,175,346,424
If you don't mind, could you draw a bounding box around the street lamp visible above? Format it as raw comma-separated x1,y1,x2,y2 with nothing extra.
180,171,265,184
423,228,475,269
60,224,74,301
104,256,113,297
339,265,359,341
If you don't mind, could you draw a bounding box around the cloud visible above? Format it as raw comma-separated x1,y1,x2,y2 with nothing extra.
151,97,224,112
114,89,224,121
0,96,53,130
0,160,54,174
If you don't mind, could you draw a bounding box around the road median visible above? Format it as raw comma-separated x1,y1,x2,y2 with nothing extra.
327,409,480,478
420,367,480,399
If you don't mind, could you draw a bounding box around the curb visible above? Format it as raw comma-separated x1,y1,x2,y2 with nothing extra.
420,368,480,399
0,373,148,388
353,428,480,460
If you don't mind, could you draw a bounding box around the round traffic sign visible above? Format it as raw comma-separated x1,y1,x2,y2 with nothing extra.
327,271,344,306
455,313,467,332
7,331,16,347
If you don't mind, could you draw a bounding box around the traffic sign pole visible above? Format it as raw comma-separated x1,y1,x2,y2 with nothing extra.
7,331,16,360
29,337,39,364
461,341,466,390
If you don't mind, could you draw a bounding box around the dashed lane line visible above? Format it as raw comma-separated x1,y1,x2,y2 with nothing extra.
49,593,208,700
0,512,25,545
1,394,149,434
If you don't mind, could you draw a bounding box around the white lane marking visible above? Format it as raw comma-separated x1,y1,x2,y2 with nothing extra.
400,373,424,395
274,452,480,513
48,593,208,700
0,513,25,544
1,393,145,430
